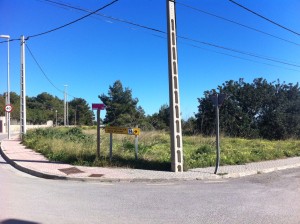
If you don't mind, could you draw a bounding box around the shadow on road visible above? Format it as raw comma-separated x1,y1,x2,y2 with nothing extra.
1,219,40,224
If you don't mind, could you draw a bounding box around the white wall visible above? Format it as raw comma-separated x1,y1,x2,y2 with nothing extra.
0,117,53,133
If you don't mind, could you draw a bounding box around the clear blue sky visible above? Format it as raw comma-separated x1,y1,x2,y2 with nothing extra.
1,0,300,120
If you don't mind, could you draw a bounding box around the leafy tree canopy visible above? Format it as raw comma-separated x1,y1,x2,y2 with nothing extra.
195,78,300,140
98,80,145,127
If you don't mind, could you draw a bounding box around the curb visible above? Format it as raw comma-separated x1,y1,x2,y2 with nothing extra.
0,144,198,183
2,141,300,183
0,145,67,180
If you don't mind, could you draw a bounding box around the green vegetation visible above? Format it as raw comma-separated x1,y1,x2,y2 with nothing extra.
4,78,300,140
0,92,94,125
22,127,300,171
196,78,300,140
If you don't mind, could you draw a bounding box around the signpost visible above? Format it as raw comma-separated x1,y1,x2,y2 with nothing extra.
92,103,106,159
210,93,226,174
105,126,141,161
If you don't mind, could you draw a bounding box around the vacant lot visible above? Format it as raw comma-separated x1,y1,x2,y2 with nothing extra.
22,127,300,171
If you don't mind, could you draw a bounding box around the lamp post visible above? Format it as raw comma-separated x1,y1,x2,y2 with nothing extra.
0,35,10,139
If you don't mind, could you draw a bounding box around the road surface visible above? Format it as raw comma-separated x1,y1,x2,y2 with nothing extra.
0,136,299,224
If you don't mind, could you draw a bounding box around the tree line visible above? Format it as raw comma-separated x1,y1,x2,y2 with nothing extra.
0,92,94,126
196,78,300,140
1,78,300,140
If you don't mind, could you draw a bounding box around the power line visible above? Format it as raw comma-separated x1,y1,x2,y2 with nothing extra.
37,0,300,69
154,33,300,72
39,0,165,34
27,0,119,39
176,1,300,47
178,35,300,68
228,0,300,36
26,43,77,99
26,44,63,93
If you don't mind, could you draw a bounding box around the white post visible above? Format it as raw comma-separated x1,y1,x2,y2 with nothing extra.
167,0,183,172
20,35,27,136
7,36,10,139
64,85,67,126
0,35,10,139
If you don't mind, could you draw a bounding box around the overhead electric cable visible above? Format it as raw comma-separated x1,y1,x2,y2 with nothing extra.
176,1,300,47
153,33,300,72
37,0,300,68
26,43,77,99
0,38,21,44
40,0,165,34
228,0,300,36
26,44,63,93
27,0,119,39
177,35,300,68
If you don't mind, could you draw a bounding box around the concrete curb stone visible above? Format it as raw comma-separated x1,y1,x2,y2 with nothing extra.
1,137,300,183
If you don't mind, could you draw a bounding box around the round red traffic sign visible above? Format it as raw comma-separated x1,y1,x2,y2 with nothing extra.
5,104,13,113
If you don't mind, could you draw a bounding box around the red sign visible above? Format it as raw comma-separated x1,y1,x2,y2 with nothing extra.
92,103,106,110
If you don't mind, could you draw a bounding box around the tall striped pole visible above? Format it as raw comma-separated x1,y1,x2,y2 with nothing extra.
167,0,183,172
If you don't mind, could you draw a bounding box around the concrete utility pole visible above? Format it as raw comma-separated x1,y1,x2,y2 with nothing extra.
167,0,183,172
0,34,10,139
20,35,27,136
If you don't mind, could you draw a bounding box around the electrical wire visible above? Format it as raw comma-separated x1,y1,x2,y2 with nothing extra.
40,0,165,34
176,1,300,47
228,0,300,36
36,0,300,68
27,0,119,39
4,0,300,71
154,33,300,72
26,43,77,99
177,35,300,68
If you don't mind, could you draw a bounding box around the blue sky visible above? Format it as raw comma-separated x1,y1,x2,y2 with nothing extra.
1,0,300,120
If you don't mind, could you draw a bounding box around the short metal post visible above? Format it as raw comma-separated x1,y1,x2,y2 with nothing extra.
96,109,100,159
109,133,113,162
214,101,220,174
134,135,138,160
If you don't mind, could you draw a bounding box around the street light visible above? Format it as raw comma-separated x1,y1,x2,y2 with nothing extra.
0,35,11,140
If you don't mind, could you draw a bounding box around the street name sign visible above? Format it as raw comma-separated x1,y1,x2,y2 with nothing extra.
92,103,106,110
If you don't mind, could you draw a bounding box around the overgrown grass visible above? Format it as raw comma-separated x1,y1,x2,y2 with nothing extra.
22,127,300,171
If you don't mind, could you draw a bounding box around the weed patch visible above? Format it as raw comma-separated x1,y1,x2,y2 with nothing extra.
22,127,300,171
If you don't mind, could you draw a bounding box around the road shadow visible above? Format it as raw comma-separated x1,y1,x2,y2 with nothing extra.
108,156,171,171
1,219,40,224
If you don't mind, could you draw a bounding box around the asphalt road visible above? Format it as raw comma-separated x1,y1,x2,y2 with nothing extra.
1,141,300,224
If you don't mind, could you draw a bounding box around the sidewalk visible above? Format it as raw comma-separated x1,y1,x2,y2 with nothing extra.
1,136,300,182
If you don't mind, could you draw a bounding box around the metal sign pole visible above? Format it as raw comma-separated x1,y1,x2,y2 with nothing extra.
96,109,100,159
209,93,226,174
134,135,138,160
109,133,113,162
214,101,220,174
